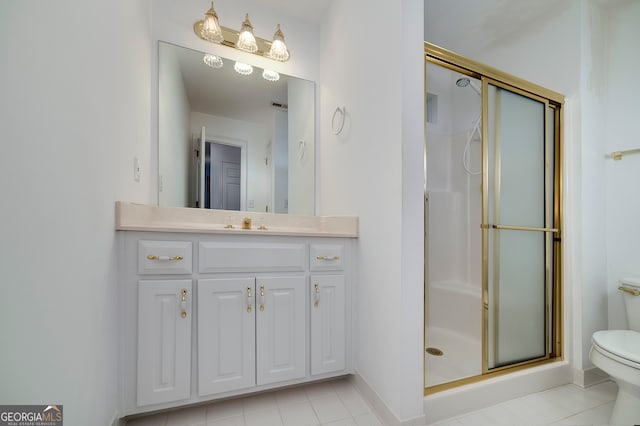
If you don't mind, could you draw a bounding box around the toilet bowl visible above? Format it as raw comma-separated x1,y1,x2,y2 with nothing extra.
590,330,640,423
589,278,640,425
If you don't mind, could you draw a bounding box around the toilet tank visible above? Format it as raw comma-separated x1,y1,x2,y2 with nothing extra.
620,278,640,331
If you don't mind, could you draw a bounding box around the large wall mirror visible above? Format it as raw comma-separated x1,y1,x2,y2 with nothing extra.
158,41,315,215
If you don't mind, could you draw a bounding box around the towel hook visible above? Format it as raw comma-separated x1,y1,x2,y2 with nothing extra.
331,106,346,135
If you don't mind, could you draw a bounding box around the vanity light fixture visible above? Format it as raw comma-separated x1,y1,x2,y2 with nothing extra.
262,69,280,82
234,61,253,76
194,3,291,62
200,2,224,43
203,53,223,69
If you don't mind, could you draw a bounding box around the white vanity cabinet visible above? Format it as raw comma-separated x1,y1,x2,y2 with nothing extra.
309,243,348,376
197,275,306,396
254,276,307,385
310,275,346,375
118,231,354,417
137,280,192,406
197,277,256,396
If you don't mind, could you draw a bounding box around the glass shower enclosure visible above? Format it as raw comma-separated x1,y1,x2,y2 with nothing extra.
424,43,563,392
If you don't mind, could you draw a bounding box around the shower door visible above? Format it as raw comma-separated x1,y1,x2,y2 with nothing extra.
483,79,558,371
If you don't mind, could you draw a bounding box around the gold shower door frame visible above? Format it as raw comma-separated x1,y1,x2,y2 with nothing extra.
424,42,564,394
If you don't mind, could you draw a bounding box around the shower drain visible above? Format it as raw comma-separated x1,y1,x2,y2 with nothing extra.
426,347,444,356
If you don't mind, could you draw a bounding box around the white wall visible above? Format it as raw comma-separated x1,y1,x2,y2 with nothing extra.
603,1,640,329
0,1,151,424
158,42,192,207
576,0,608,371
319,0,425,422
273,110,288,213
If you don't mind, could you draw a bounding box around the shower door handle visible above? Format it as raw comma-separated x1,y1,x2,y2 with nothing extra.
483,224,559,233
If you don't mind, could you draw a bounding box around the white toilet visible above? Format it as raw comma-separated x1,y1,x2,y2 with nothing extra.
590,278,640,425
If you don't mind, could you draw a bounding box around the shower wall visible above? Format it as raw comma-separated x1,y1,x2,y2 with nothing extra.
426,69,482,292
427,130,481,286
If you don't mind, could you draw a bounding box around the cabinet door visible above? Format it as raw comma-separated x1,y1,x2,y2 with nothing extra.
310,275,346,375
256,276,306,385
137,280,192,406
198,278,256,396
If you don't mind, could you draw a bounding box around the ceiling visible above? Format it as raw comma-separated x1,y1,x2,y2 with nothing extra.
425,0,630,52
424,0,570,52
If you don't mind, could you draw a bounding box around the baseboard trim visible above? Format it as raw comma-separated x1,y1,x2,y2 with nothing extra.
110,411,125,426
573,366,609,388
350,373,426,426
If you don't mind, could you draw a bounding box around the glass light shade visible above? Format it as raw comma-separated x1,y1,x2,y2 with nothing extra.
262,69,280,82
200,2,224,43
236,14,258,53
203,54,223,69
267,24,290,62
234,61,253,76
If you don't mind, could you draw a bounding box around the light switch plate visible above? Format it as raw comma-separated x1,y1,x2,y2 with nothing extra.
134,157,141,182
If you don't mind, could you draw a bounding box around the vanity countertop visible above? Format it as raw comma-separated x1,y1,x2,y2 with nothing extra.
115,202,358,238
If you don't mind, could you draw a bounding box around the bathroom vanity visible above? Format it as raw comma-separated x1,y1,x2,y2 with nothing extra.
116,202,358,416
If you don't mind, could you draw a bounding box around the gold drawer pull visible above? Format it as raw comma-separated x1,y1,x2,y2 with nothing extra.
619,286,640,296
316,255,340,261
147,255,184,261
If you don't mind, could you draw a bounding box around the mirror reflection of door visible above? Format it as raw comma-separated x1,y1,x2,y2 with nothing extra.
205,142,241,210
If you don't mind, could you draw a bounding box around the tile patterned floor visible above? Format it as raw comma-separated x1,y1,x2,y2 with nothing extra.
428,381,620,426
126,378,383,426
126,379,621,426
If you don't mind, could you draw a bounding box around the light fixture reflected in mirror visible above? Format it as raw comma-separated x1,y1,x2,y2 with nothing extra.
262,69,280,82
203,53,223,69
194,3,290,62
234,61,253,76
200,2,224,43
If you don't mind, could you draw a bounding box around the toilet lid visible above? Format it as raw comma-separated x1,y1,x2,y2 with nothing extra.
592,330,640,365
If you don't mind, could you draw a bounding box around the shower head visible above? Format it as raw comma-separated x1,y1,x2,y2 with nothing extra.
456,77,481,96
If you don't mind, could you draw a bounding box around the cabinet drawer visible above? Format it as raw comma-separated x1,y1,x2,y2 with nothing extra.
138,240,193,274
310,244,345,271
199,242,305,273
